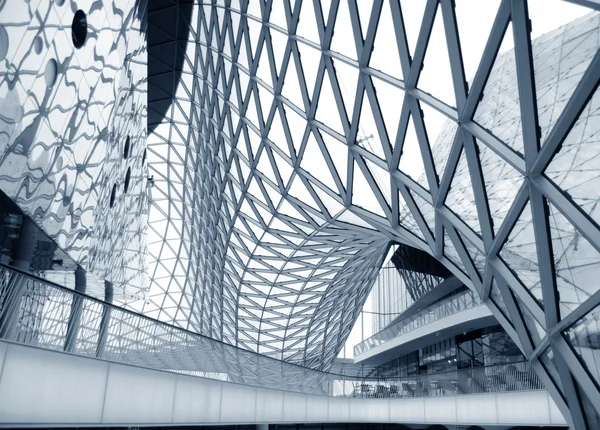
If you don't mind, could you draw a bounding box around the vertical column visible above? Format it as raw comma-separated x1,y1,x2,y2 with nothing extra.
64,266,86,352
96,280,113,357
0,217,37,339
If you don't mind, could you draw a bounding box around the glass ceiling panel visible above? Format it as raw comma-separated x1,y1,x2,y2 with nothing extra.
136,4,600,402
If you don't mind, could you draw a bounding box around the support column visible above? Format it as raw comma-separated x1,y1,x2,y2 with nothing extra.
96,280,113,358
64,266,86,352
0,217,37,339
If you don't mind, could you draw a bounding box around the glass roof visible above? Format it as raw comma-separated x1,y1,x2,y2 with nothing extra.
132,5,600,420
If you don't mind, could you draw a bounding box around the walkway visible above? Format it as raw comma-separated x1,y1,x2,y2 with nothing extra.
0,341,566,427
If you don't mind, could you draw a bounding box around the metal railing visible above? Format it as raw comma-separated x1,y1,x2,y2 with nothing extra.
354,288,482,356
0,263,544,398
0,263,331,395
330,361,544,398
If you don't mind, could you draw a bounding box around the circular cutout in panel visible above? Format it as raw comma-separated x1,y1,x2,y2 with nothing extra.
110,183,117,208
124,136,131,159
44,59,58,88
71,10,87,49
124,167,132,193
34,36,43,55
0,25,8,61
55,0,65,5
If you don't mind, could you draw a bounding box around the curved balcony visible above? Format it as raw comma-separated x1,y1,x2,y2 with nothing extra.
354,288,495,364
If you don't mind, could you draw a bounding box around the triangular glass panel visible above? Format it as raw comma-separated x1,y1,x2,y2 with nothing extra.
498,202,543,305
246,1,263,19
320,0,332,22
364,157,391,206
423,103,458,178
279,197,310,222
399,1,427,57
418,4,456,107
271,150,294,189
331,58,360,120
297,43,322,100
247,19,263,59
545,86,600,227
352,160,386,217
398,189,426,241
247,126,263,161
461,232,485,278
548,201,600,320
245,86,262,127
370,2,403,80
514,295,546,346
236,129,251,163
356,1,371,40
474,23,525,155
477,138,524,234
372,77,405,147
357,91,386,160
270,1,287,29
320,130,348,189
443,226,467,274
532,11,597,144
336,209,376,230
399,113,428,190
269,28,288,78
256,147,278,185
313,186,345,218
257,85,275,124
300,132,338,192
268,107,288,155
315,69,344,134
330,0,357,60
296,0,320,44
282,104,307,157
282,51,306,108
256,41,274,86
288,175,320,211
445,147,482,236
237,30,252,70
409,190,435,236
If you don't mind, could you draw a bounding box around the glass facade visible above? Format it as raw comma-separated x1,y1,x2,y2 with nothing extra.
0,1,149,299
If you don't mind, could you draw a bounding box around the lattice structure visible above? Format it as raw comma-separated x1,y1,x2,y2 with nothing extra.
142,1,600,425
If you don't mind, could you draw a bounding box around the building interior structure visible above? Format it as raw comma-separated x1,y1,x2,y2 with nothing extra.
0,0,600,429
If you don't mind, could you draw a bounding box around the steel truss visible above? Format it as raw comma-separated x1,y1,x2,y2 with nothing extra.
142,1,600,426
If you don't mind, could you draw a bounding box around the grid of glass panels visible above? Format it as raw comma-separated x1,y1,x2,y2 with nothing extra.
141,1,600,425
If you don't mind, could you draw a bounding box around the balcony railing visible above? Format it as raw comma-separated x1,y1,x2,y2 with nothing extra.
0,263,331,395
0,263,543,398
330,361,544,398
354,288,482,357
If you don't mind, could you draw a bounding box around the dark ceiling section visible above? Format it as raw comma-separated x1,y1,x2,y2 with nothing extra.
390,243,452,279
147,0,194,133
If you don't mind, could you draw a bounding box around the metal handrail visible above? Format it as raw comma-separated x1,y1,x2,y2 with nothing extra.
0,263,332,395
0,263,544,398
354,288,483,356
334,361,544,398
